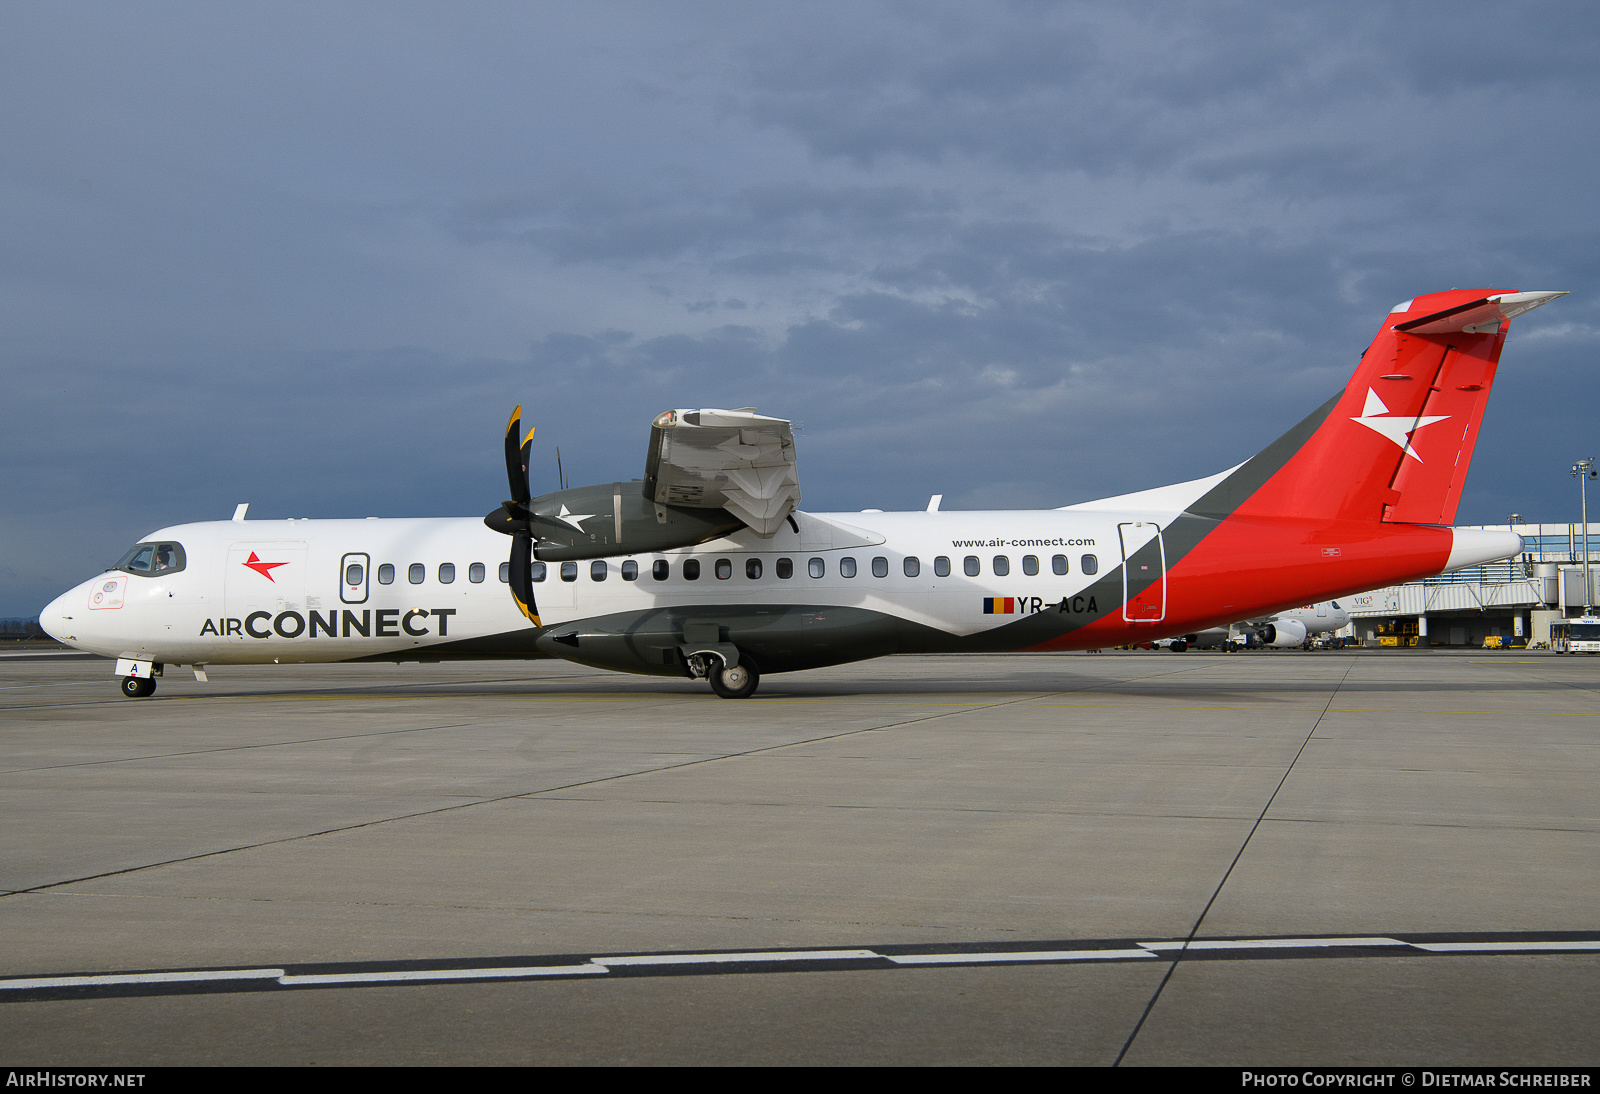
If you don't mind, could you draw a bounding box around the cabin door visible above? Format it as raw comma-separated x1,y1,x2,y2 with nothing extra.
1118,522,1167,623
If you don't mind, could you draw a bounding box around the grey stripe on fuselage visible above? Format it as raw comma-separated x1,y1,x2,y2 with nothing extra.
921,390,1344,650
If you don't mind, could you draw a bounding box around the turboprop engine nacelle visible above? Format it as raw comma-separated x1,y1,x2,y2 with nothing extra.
1261,619,1308,648
485,482,745,562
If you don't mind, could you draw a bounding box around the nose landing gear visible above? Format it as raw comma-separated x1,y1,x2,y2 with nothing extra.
120,676,156,698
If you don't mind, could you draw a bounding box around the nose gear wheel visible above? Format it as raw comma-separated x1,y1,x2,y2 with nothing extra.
120,676,156,698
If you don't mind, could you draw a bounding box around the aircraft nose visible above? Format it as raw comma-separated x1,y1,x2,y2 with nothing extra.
38,588,76,644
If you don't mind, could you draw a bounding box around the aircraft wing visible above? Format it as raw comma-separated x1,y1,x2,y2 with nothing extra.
644,408,801,537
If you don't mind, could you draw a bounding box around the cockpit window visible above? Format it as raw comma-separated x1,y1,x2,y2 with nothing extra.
116,541,186,576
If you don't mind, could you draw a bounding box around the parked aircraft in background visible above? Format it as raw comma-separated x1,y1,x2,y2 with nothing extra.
1158,601,1352,650
40,289,1562,697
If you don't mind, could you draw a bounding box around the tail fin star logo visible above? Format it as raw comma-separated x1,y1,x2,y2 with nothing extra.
1351,389,1449,462
243,552,288,581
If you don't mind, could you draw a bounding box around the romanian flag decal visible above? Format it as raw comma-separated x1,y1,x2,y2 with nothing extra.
983,597,1017,615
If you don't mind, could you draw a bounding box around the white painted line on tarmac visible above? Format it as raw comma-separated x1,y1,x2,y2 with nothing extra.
8,934,1600,1001
279,965,607,985
887,948,1156,965
1139,937,1406,952
0,969,285,990
0,681,104,690
593,949,881,967
1408,941,1600,953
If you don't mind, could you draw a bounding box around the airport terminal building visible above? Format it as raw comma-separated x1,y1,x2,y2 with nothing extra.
1341,523,1600,647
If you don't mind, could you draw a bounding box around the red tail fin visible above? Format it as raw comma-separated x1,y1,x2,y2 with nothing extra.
1235,290,1564,525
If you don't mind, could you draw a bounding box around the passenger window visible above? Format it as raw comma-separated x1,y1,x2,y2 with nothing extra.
963,556,980,577
622,560,639,581
683,559,700,580
904,556,920,577
345,563,364,586
993,556,1009,577
1052,554,1068,575
408,563,425,584
531,562,546,582
561,562,578,582
840,557,857,578
379,564,396,585
1081,554,1098,575
777,557,793,579
808,557,825,578
652,559,669,580
591,560,607,581
934,556,950,577
497,562,508,583
871,556,888,577
746,558,762,579
439,563,456,584
1022,555,1038,576
715,558,732,580
469,563,485,583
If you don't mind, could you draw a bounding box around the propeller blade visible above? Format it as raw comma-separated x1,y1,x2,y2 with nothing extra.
505,406,533,507
508,531,541,626
495,406,541,626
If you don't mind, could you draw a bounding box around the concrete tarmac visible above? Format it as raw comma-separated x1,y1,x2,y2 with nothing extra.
0,650,1595,1065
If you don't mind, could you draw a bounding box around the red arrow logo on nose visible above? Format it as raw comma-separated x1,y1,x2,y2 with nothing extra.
243,552,288,582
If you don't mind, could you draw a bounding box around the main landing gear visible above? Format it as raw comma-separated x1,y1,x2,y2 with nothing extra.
685,648,761,699
120,676,156,698
709,659,760,699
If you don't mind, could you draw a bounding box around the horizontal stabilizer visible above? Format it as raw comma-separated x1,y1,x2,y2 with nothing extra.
1392,291,1565,335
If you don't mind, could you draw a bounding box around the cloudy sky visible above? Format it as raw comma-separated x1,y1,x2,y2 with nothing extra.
4,1,1599,616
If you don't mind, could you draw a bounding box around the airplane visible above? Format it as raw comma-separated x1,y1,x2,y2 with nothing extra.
39,288,1563,699
1154,601,1352,651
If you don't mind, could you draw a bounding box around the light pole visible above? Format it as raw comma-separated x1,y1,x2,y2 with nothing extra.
1508,513,1524,575
1572,460,1596,615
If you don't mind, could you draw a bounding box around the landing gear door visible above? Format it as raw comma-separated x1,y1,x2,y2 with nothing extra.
1118,522,1166,622
341,552,370,605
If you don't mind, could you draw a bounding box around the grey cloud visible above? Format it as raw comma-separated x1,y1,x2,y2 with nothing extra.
737,0,1600,212
450,181,959,269
718,251,843,276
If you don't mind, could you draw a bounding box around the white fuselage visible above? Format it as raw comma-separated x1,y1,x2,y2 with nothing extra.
41,507,1149,666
